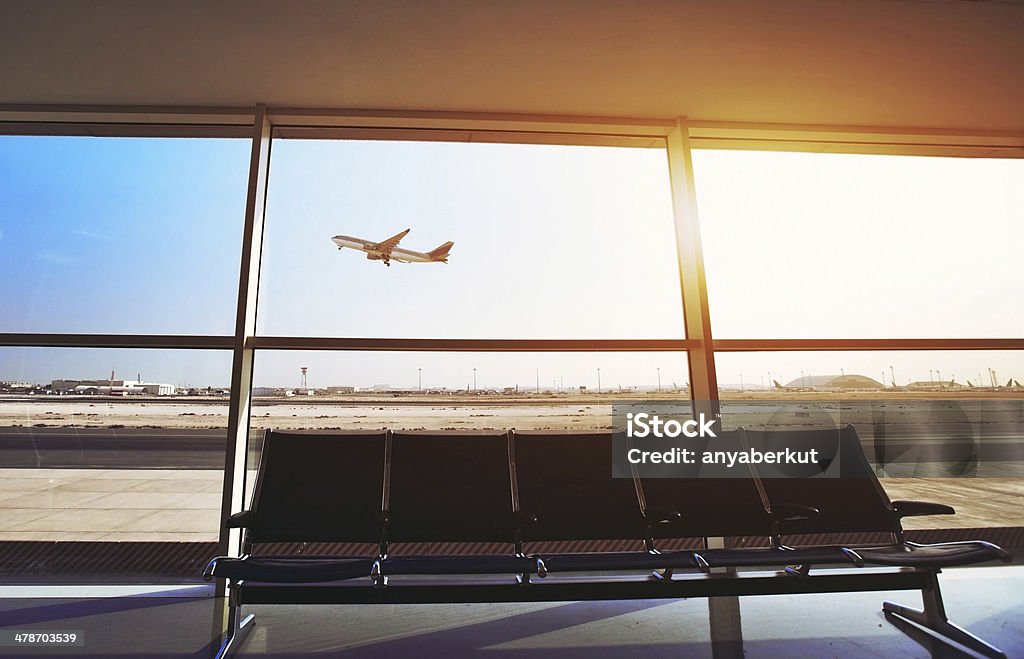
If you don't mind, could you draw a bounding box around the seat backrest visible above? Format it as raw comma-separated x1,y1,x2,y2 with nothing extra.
744,424,896,535
247,430,386,543
639,429,777,540
513,431,646,542
386,431,516,543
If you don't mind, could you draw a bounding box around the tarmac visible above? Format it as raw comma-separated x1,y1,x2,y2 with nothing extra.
1,394,1022,542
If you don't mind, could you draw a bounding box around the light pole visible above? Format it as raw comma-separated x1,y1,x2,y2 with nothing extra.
890,365,896,388
597,368,601,395
473,368,477,391
418,368,422,392
656,367,661,393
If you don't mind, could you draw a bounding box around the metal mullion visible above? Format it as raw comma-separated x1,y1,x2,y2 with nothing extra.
270,125,664,148
713,338,1024,352
0,103,255,125
0,334,234,349
266,107,675,138
686,121,1024,154
0,122,253,139
667,117,742,657
666,118,718,406
218,106,271,571
247,337,697,352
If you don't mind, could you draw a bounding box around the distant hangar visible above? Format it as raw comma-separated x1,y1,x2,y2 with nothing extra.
781,374,883,392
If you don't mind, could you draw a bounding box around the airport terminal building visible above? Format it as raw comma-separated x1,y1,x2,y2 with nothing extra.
52,379,177,396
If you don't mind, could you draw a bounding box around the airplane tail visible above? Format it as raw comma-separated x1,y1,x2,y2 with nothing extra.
772,380,783,390
428,241,454,262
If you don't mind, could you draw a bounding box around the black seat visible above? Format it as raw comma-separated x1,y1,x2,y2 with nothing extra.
204,430,387,583
640,428,855,571
513,430,698,573
376,431,537,577
745,424,1011,568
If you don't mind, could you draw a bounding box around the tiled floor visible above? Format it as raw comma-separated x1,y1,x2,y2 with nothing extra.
0,469,222,542
0,567,1021,657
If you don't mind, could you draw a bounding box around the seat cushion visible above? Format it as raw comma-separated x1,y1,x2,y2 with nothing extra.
208,556,374,582
539,551,697,573
855,541,1011,567
377,554,539,576
696,546,856,568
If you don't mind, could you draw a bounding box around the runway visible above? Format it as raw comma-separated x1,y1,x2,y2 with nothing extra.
1,426,1021,471
0,427,230,469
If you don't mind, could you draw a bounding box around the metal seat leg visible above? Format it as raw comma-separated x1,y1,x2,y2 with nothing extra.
214,584,256,659
883,570,1006,659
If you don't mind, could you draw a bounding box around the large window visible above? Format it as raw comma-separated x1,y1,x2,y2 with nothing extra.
692,150,1024,339
0,136,249,335
693,147,1024,536
0,131,248,581
258,139,683,339
244,349,691,503
0,348,231,548
711,338,1024,532
3,112,1023,583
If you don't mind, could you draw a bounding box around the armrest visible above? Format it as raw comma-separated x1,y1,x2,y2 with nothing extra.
769,503,819,523
225,510,256,529
644,508,682,526
892,500,955,519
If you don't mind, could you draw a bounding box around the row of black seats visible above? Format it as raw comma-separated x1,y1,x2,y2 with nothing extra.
205,425,1009,584
204,425,1013,659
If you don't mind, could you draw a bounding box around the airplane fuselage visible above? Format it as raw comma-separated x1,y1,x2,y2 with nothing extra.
332,235,437,263
331,232,452,265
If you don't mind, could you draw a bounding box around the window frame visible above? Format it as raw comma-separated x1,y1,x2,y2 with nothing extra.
2,103,1022,572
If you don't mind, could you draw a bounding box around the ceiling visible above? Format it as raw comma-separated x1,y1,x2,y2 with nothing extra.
2,0,1023,131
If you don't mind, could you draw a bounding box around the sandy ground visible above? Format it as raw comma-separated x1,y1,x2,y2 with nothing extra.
2,392,1021,431
1,397,612,431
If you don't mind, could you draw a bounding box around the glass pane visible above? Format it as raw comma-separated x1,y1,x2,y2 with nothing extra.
0,348,231,580
0,136,249,334
692,150,1024,339
245,349,691,503
258,140,683,339
714,350,1024,531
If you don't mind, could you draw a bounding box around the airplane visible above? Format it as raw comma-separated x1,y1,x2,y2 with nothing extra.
331,229,454,267
772,379,815,392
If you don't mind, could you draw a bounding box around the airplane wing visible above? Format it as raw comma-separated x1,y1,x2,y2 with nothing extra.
375,229,410,252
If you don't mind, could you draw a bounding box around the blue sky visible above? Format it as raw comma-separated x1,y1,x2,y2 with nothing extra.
0,136,248,335
1,136,1021,388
